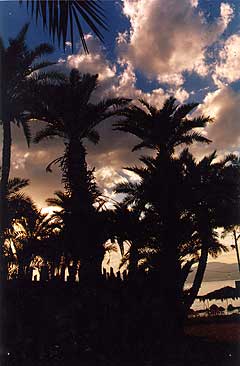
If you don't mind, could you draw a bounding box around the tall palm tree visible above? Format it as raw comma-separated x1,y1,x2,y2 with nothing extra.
33,71,130,271
114,97,214,333
19,0,107,52
114,97,212,260
180,149,240,310
114,97,212,253
0,23,57,271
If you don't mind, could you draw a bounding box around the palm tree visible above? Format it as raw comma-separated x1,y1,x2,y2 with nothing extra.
6,177,37,228
19,0,107,52
1,174,37,278
33,74,129,272
0,23,57,272
14,210,60,278
114,97,211,155
114,97,212,253
114,98,215,334
116,148,239,310
180,149,240,310
116,154,184,283
114,97,212,252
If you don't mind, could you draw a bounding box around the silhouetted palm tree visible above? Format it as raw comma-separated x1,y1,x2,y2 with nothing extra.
114,98,217,334
6,176,37,228
33,72,130,271
14,210,60,278
2,174,37,277
180,149,239,309
19,0,107,52
0,23,57,271
116,148,238,310
114,97,211,155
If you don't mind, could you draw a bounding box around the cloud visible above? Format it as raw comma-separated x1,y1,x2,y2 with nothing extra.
66,34,117,99
11,0,236,210
66,36,169,106
198,86,240,151
95,166,126,190
120,0,234,82
219,3,234,29
190,0,198,7
8,123,64,208
172,88,190,103
87,136,141,189
65,41,72,48
110,60,168,107
213,34,240,86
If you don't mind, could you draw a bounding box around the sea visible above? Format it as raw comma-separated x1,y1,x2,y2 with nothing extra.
187,279,240,311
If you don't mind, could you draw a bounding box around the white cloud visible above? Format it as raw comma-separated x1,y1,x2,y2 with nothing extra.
95,166,126,190
67,34,116,82
58,58,66,64
120,0,234,81
65,41,72,48
214,34,240,85
12,150,30,170
110,60,168,107
198,86,240,150
190,0,198,7
173,88,190,103
157,73,185,87
66,35,168,107
220,3,234,28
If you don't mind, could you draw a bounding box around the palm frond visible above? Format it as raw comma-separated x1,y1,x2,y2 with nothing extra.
7,177,29,195
9,23,29,45
218,153,239,167
28,61,56,75
19,1,108,53
124,166,147,180
139,155,156,170
115,181,139,195
179,132,211,146
173,103,199,120
33,71,67,83
86,128,100,144
161,96,178,115
34,125,63,143
132,141,154,152
46,156,63,173
138,99,157,115
93,97,131,118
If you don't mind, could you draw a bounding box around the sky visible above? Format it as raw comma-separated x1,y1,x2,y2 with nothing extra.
0,0,240,264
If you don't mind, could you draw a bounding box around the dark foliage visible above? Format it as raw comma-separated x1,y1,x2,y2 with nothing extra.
19,0,108,52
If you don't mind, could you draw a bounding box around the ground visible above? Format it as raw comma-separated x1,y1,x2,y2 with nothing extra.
1,281,239,366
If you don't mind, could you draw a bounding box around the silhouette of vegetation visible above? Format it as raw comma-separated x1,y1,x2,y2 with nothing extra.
1,22,240,366
114,98,215,329
31,69,130,274
19,0,107,52
0,23,60,278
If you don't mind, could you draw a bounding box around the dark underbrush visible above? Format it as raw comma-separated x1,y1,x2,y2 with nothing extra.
1,280,239,366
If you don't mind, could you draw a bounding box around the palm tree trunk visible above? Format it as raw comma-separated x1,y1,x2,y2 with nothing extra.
128,243,138,276
233,229,240,273
164,244,184,334
185,246,208,311
64,138,96,269
180,258,196,290
0,119,11,279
